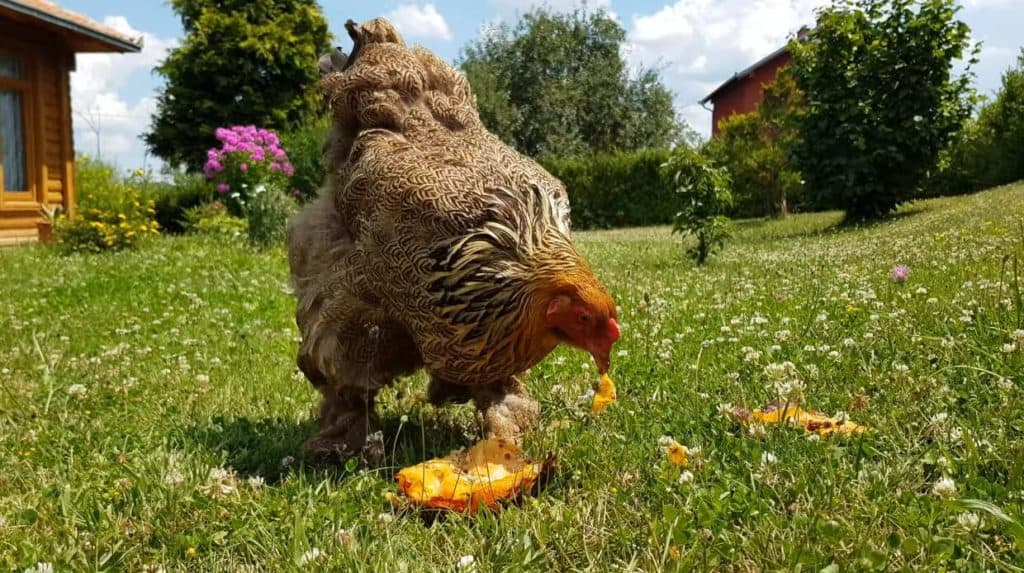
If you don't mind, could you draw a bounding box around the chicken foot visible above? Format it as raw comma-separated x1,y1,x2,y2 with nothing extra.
304,386,384,465
470,377,540,443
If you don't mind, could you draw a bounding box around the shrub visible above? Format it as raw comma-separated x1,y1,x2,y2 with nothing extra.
243,184,296,247
151,171,215,234
281,120,328,203
928,50,1024,196
55,157,160,252
661,146,733,265
183,201,248,238
707,74,804,218
203,125,295,215
539,149,674,229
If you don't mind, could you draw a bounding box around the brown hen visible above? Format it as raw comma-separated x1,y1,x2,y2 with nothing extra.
287,17,619,462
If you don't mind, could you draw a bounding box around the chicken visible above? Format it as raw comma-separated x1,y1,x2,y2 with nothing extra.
287,17,620,461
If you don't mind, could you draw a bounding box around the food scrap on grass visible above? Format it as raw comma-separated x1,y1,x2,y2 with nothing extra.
592,373,617,413
391,438,556,514
733,400,867,436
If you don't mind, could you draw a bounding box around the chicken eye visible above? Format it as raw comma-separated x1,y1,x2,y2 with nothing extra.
579,313,591,324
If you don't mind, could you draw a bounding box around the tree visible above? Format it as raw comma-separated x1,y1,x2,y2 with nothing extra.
459,8,684,158
662,146,733,265
789,0,977,221
145,0,331,172
930,49,1024,196
708,72,803,218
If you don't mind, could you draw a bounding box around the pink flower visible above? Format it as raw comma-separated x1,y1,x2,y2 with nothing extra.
239,163,249,172
891,264,910,283
216,183,230,193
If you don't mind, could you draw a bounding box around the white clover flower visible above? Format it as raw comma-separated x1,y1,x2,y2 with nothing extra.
716,403,734,418
764,363,787,381
378,512,394,523
930,412,949,426
399,415,409,423
1012,330,1024,344
915,287,928,295
281,456,295,468
761,452,778,466
298,547,325,566
927,297,938,304
932,477,957,498
195,374,210,384
458,555,476,568
678,470,695,484
957,512,981,530
842,338,856,348
67,384,88,398
23,563,54,573
247,476,265,490
1002,343,1018,354
658,435,675,447
164,471,185,486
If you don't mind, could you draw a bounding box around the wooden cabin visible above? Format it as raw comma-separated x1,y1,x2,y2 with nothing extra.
0,0,140,245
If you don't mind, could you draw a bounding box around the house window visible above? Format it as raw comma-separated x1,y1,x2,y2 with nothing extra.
0,51,29,193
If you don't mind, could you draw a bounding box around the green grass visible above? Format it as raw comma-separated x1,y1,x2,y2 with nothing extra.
3,183,1024,571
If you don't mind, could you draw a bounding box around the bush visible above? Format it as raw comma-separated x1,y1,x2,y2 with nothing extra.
928,50,1024,196
539,150,674,229
151,171,215,234
203,125,295,216
661,146,733,265
55,157,160,252
707,74,803,218
183,201,248,238
243,184,296,247
281,120,328,202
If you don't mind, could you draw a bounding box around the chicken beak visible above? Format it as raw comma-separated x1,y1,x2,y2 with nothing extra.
589,318,621,374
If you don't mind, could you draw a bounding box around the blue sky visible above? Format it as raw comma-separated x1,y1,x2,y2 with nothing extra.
60,0,1024,171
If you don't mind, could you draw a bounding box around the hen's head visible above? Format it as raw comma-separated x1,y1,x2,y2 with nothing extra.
543,278,620,374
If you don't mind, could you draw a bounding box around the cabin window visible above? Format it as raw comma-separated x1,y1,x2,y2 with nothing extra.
0,52,29,193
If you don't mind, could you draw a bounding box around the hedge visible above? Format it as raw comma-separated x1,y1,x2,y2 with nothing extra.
539,149,674,229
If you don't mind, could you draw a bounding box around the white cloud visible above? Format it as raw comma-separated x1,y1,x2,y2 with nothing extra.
71,16,177,171
625,0,824,137
385,4,452,41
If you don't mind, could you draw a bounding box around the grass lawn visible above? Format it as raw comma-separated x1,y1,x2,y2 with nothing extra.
3,183,1024,571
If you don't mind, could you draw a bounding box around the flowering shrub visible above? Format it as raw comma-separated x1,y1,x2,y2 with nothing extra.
203,125,296,215
54,157,160,252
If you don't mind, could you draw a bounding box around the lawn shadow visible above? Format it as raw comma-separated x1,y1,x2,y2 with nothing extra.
175,409,477,483
732,203,930,243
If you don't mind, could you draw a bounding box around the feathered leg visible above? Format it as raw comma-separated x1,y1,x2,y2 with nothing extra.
295,291,421,465
470,377,539,443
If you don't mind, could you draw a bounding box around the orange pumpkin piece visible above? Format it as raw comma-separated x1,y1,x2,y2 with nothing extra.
748,400,866,436
592,373,617,413
394,438,554,513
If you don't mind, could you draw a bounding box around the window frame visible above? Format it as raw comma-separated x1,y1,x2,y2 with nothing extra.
0,41,39,210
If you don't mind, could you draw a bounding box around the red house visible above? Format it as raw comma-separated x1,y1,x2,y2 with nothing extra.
700,28,808,137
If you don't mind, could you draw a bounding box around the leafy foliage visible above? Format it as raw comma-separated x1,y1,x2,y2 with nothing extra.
929,50,1024,196
243,184,296,248
707,73,804,218
280,120,329,203
150,172,215,234
183,201,248,239
55,157,159,252
459,8,684,158
540,150,675,229
789,0,977,220
662,147,733,265
145,0,331,172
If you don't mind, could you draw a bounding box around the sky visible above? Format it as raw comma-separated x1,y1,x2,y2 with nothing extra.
59,0,1024,172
